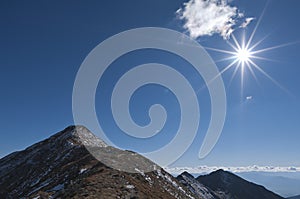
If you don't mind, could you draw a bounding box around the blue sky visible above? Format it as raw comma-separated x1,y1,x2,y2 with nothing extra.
1,0,300,168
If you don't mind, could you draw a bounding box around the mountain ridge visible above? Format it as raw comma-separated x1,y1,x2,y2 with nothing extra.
0,125,288,199
0,125,195,198
177,169,285,199
195,169,284,199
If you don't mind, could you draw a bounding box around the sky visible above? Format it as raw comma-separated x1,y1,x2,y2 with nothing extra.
1,0,300,169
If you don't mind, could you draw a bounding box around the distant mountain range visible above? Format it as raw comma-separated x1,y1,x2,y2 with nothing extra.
0,125,290,198
177,169,284,199
288,196,300,199
237,171,300,197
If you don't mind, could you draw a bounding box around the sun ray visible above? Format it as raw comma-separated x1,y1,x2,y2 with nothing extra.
226,40,236,50
231,34,242,50
248,59,290,94
204,46,236,55
219,59,240,75
249,33,271,51
250,55,276,62
197,58,239,92
245,61,260,86
214,56,236,63
251,41,300,54
246,0,270,49
228,65,240,88
202,1,299,99
240,62,244,101
208,59,239,85
206,34,293,97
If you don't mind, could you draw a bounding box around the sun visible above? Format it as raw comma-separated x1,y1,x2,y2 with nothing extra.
204,27,291,95
204,31,283,92
235,47,251,63
201,0,300,97
200,2,296,101
204,31,265,88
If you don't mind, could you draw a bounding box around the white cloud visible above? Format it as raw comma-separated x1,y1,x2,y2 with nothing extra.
246,96,253,100
240,17,255,28
165,165,300,175
177,0,251,39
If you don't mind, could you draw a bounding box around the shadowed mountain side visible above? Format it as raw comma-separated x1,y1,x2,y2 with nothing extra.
288,195,300,199
0,126,196,199
196,169,284,199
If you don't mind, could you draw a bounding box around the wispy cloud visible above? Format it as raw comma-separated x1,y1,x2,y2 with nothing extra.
246,95,253,100
177,0,252,39
165,165,300,175
240,17,255,28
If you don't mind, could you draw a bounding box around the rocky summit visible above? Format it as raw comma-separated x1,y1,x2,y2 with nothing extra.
0,126,287,199
0,126,194,199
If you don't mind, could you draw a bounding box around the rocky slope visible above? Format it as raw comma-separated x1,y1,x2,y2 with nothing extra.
195,169,284,199
177,172,218,199
0,125,289,199
177,169,286,199
0,125,195,199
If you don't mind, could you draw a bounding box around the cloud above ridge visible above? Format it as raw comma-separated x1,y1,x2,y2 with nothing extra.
165,165,300,175
177,0,253,39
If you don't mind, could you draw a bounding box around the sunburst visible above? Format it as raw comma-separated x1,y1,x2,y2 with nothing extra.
204,4,296,96
235,47,251,63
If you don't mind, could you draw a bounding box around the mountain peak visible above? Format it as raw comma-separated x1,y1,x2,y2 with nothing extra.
53,125,108,148
0,126,195,198
208,169,237,181
196,169,284,199
177,171,217,199
0,126,287,199
180,171,195,179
